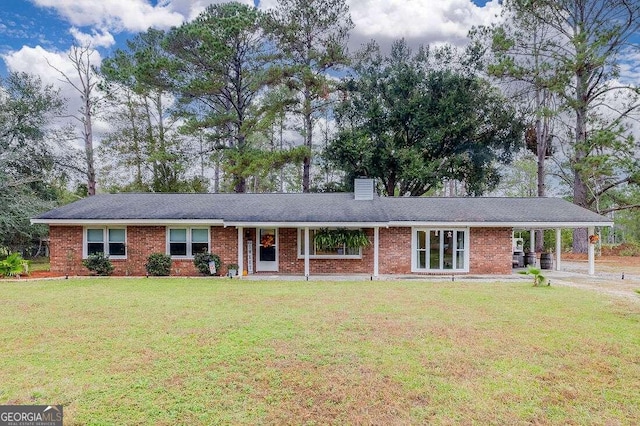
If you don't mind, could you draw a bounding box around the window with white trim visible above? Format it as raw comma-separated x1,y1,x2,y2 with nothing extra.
413,228,468,271
84,227,126,258
167,227,210,257
297,228,362,258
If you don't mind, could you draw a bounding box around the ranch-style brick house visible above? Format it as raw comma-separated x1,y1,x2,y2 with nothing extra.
32,179,612,277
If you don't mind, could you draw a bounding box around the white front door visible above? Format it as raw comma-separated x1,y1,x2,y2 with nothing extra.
256,228,278,272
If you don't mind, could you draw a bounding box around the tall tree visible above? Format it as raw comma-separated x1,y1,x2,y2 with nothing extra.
100,29,198,192
48,44,101,196
0,72,65,252
473,4,558,199
472,2,561,250
481,0,640,252
267,0,353,192
164,2,272,193
327,40,524,196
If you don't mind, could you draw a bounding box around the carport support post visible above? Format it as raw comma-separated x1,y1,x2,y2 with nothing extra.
588,226,595,275
373,227,379,278
555,228,562,271
304,227,310,278
530,229,535,254
237,226,244,278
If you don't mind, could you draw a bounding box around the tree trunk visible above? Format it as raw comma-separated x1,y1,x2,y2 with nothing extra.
235,177,246,193
302,91,312,193
84,97,96,196
234,134,247,193
124,92,143,188
572,101,589,253
533,28,546,253
572,171,589,253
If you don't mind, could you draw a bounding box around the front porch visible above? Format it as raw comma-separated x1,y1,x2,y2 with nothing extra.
512,226,599,275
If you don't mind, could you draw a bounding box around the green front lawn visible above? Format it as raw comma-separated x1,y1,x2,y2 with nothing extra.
1,278,639,424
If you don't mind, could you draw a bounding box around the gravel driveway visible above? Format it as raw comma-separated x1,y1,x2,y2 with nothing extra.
543,261,640,302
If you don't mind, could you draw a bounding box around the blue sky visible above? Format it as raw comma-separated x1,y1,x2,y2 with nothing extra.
0,0,502,76
0,0,506,145
1,0,637,109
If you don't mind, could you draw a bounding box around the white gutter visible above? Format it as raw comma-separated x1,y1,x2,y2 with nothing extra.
389,221,613,228
31,218,225,226
32,219,612,229
223,221,389,228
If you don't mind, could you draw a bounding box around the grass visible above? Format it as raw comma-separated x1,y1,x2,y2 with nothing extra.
26,257,50,272
1,278,639,425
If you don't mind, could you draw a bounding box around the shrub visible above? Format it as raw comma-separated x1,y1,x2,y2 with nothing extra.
82,252,115,276
145,253,171,276
619,242,640,257
193,252,222,275
0,253,28,277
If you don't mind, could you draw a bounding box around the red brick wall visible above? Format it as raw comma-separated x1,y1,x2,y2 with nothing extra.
211,227,240,276
49,226,84,275
276,228,375,275
49,225,220,276
469,227,513,274
49,225,513,276
378,227,412,274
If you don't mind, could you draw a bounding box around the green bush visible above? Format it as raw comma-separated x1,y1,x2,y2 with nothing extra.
0,253,28,277
193,252,222,275
619,242,640,256
145,253,172,276
82,252,115,276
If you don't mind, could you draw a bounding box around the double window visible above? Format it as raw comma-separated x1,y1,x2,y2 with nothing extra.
413,228,468,272
297,228,362,258
84,228,126,258
168,228,210,257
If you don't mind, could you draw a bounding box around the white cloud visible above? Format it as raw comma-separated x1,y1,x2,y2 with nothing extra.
70,27,115,48
164,0,255,22
619,48,640,85
2,45,88,87
2,45,107,148
30,0,185,33
258,0,502,50
350,0,501,49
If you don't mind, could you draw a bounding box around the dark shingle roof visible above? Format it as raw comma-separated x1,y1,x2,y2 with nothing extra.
33,193,612,226
379,197,610,224
35,193,382,222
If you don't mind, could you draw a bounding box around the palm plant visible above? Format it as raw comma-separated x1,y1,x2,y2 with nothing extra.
519,266,547,286
0,253,28,277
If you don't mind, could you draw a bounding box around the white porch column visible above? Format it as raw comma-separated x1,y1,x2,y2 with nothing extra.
373,227,380,278
555,228,562,271
237,227,244,278
530,229,535,253
304,227,310,278
588,226,595,275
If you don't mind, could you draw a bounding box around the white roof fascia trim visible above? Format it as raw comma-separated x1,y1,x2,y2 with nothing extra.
31,219,225,226
223,221,389,228
390,221,613,228
32,219,613,228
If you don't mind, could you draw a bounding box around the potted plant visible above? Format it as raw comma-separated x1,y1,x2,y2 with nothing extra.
344,229,370,249
313,228,370,252
227,263,239,277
